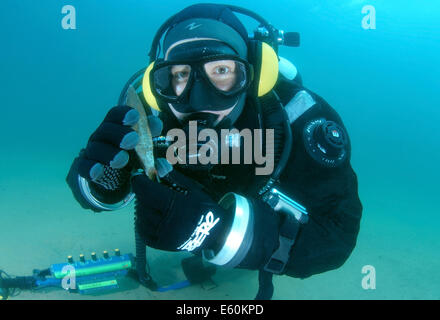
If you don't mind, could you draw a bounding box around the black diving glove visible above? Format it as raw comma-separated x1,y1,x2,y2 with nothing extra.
132,170,234,253
133,169,284,273
75,105,140,182
66,106,141,211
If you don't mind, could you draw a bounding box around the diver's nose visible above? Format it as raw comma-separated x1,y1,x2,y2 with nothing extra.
188,76,213,112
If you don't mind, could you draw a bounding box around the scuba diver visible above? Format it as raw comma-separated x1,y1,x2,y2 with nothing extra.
66,3,362,299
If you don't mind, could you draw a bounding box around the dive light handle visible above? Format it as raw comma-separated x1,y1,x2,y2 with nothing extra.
263,188,309,224
0,276,35,289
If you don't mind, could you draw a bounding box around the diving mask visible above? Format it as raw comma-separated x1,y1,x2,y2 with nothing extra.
151,55,252,110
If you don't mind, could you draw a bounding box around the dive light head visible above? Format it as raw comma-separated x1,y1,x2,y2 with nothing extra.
250,25,300,51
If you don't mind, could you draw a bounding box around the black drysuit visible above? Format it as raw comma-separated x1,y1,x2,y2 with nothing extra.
66,76,362,279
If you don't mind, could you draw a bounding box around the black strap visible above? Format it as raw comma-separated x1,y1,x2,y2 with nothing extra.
255,215,300,300
255,269,274,300
264,215,300,274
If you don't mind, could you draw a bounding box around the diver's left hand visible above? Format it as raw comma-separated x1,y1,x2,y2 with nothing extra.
132,170,233,252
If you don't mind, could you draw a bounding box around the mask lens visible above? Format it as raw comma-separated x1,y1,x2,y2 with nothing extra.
153,64,191,99
203,60,247,94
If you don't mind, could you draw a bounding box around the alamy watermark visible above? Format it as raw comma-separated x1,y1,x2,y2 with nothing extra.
61,5,76,30
61,265,76,290
362,5,376,30
361,265,376,290
164,121,275,176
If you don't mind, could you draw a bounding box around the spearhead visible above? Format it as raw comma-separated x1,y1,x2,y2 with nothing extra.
125,86,156,180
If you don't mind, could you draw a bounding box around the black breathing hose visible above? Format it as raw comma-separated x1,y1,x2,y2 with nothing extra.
272,94,292,180
117,67,146,106
134,213,158,291
257,91,293,195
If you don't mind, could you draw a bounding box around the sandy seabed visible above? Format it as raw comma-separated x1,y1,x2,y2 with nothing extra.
1,156,439,300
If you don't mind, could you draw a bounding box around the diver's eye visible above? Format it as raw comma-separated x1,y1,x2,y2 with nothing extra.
170,65,191,83
173,71,190,82
204,60,236,78
214,66,230,75
204,60,238,92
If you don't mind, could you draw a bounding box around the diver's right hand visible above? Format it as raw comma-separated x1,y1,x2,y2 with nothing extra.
77,106,140,182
